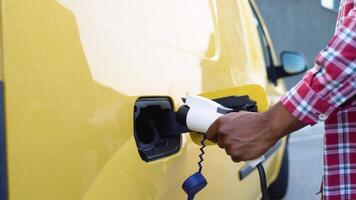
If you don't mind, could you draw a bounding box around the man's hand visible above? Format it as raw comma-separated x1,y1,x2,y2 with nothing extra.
206,102,305,162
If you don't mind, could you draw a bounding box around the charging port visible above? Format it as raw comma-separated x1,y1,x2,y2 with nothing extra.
134,97,180,162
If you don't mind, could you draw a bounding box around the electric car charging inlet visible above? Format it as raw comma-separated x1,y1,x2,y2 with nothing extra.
136,95,270,200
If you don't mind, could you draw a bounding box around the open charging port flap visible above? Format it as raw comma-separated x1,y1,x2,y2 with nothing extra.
134,97,181,162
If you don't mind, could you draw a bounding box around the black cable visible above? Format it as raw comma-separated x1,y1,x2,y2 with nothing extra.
197,135,207,173
257,163,270,200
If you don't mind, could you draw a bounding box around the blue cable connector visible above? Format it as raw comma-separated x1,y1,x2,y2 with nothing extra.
182,135,208,200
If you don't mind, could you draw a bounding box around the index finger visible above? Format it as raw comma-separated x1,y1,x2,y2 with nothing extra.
206,119,219,143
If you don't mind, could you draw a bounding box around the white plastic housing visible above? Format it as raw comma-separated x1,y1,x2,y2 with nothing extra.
185,95,230,133
184,95,265,168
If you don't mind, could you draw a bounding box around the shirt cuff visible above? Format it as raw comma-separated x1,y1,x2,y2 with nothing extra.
280,80,337,125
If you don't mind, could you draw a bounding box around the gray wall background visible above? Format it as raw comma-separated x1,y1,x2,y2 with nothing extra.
256,0,338,89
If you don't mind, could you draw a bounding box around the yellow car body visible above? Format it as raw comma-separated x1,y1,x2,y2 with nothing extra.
0,0,291,199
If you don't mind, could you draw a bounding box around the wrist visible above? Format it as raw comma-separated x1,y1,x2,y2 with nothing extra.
259,109,282,142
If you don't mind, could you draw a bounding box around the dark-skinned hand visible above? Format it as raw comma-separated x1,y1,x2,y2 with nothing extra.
206,102,305,162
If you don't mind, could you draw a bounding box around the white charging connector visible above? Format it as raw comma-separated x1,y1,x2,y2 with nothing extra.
183,95,265,168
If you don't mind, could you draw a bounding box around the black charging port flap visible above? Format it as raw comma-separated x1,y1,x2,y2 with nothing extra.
213,95,258,112
134,97,181,162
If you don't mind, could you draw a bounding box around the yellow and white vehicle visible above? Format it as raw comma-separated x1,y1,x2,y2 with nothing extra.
0,0,306,199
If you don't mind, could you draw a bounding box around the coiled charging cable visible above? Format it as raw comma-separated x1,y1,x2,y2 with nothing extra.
182,135,270,200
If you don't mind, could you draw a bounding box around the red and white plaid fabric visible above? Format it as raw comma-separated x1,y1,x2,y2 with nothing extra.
281,0,356,199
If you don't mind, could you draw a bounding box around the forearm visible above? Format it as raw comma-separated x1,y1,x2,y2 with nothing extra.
262,102,306,141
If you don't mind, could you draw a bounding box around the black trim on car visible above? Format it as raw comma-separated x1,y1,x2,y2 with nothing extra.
0,81,7,200
239,141,282,180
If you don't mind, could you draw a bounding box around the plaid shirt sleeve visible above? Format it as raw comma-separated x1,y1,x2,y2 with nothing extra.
281,8,356,125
